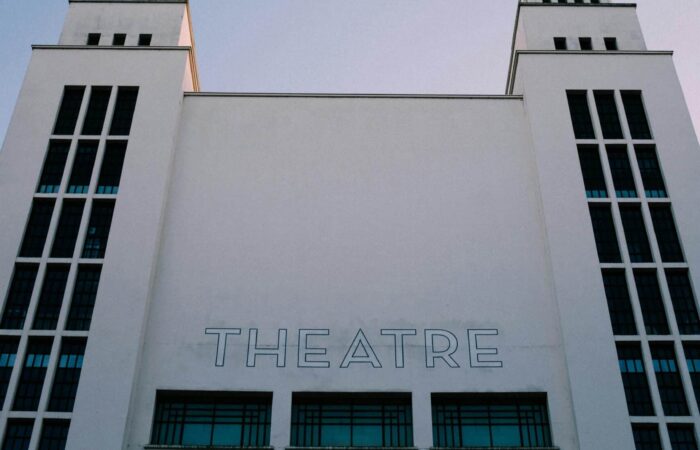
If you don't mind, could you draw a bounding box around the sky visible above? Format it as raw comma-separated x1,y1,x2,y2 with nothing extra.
0,0,698,144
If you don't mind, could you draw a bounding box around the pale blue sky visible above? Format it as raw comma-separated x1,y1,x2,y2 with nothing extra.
0,0,698,143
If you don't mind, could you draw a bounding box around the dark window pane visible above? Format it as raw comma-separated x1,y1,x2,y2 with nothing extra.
634,271,670,335
53,86,85,135
109,87,138,136
605,37,618,51
86,33,100,46
81,87,111,135
667,271,700,335
0,337,20,407
81,201,115,259
579,37,593,50
635,146,667,198
66,142,97,194
577,145,607,198
588,204,622,263
0,265,39,329
37,141,70,194
651,343,689,416
602,270,637,335
19,200,55,258
633,424,662,450
594,91,624,139
669,424,698,450
96,141,127,194
683,342,700,409
13,338,52,411
606,145,637,198
622,91,653,140
50,200,85,259
2,419,34,450
112,34,126,46
620,206,653,263
554,37,567,50
138,34,152,46
650,205,684,263
48,339,86,412
65,265,102,331
567,91,596,139
617,343,655,416
38,420,70,450
32,265,70,330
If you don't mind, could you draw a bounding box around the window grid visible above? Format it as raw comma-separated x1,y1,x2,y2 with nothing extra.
19,200,56,258
0,265,40,330
37,142,70,194
65,265,102,331
668,424,698,450
650,343,690,416
47,339,86,412
81,201,115,259
37,419,70,450
12,338,52,412
2,419,34,450
32,265,70,331
617,343,655,416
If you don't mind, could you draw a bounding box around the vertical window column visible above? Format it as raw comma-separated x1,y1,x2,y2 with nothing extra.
650,343,690,416
617,343,655,416
47,338,86,412
50,200,85,259
13,338,52,411
567,91,596,139
32,265,70,331
0,337,19,407
53,87,85,136
0,265,39,330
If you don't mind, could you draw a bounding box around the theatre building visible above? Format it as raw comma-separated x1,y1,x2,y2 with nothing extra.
1,0,700,448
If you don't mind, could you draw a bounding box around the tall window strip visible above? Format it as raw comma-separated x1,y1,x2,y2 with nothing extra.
635,146,667,198
37,141,70,194
81,86,112,136
634,270,670,335
620,205,654,263
588,204,622,263
666,271,700,335
96,141,127,194
0,264,39,330
649,205,684,263
622,91,653,140
50,200,85,259
616,343,655,416
683,342,700,408
602,270,637,335
65,265,101,331
650,343,690,416
606,145,638,198
53,86,85,136
66,141,98,194
566,91,596,139
32,265,70,331
38,420,70,450
0,337,19,407
82,201,115,259
632,424,663,450
2,419,34,450
109,87,139,136
668,424,698,450
18,199,55,258
12,338,52,411
577,145,607,198
48,338,86,412
431,394,552,448
594,91,624,139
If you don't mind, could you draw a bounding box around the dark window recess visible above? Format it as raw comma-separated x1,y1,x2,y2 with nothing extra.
606,145,637,198
635,146,667,198
66,141,98,194
683,342,700,409
622,91,653,140
19,199,56,258
431,393,552,448
96,141,127,194
112,33,126,46
32,265,70,331
37,141,70,193
650,205,684,263
13,338,52,411
554,37,567,50
38,420,70,450
138,34,152,46
0,337,20,407
594,91,624,139
620,206,653,263
65,265,102,331
634,270,670,335
50,200,85,259
291,393,413,447
602,270,637,335
651,343,690,416
605,37,619,51
577,145,607,198
81,86,112,135
152,391,272,447
82,201,115,259
617,343,655,416
567,91,596,139
633,424,663,450
588,204,622,263
48,339,86,412
668,424,698,450
667,271,700,335
0,264,39,330
579,37,593,50
86,33,100,46
53,86,85,136
109,87,139,136
2,419,34,450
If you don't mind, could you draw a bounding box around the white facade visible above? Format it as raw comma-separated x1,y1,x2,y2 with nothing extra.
0,1,698,449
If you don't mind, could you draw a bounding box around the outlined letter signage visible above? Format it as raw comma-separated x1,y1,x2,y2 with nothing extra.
205,327,503,369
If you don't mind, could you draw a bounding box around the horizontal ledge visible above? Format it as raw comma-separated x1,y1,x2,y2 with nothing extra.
520,2,635,7
433,448,559,450
32,45,191,51
185,93,524,100
288,448,419,450
145,447,272,450
515,50,673,56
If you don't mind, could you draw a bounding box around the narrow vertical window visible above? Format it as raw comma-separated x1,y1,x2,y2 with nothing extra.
622,91,652,140
668,424,698,450
138,34,152,46
566,91,596,139
577,145,607,198
48,339,86,412
0,264,39,329
53,86,85,136
86,33,100,46
616,343,655,416
32,265,70,330
632,424,662,450
19,199,56,258
606,145,637,198
2,419,34,450
588,205,622,263
82,201,115,259
594,91,624,139
620,205,653,263
37,141,70,193
579,37,593,50
65,265,102,331
66,141,98,194
634,270,670,335
666,271,700,335
81,86,111,136
650,205,684,263
0,337,20,407
635,146,667,198
554,37,567,50
50,200,85,259
112,34,126,46
604,37,618,51
602,270,637,335
13,338,53,411
683,342,700,408
651,343,690,416
96,141,127,194
38,420,70,450
109,87,139,136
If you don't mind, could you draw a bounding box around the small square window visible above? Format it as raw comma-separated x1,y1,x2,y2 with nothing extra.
113,34,126,46
86,33,100,46
138,34,152,46
605,37,618,50
579,37,593,50
554,37,567,50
